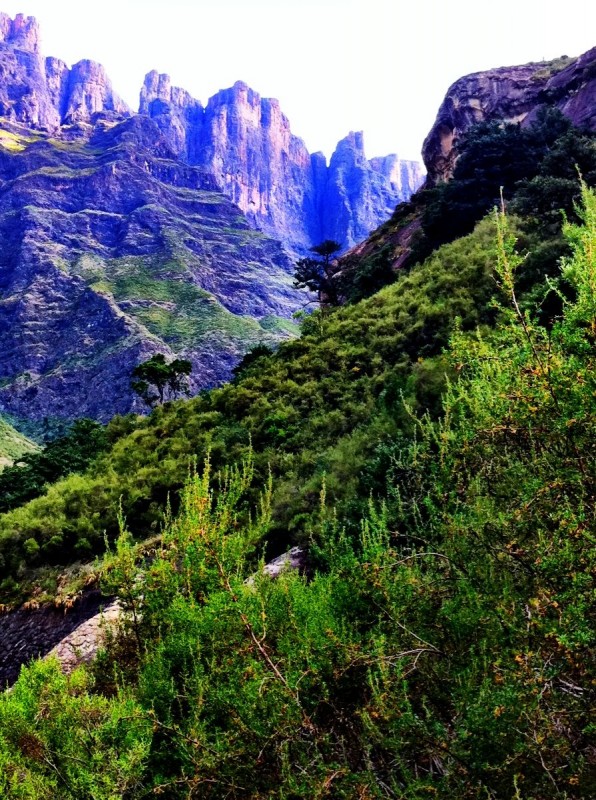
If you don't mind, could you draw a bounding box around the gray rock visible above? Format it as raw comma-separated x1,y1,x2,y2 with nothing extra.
140,75,425,253
422,47,596,185
0,116,303,423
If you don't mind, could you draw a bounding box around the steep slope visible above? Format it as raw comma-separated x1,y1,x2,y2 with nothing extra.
423,47,596,184
0,415,38,468
0,115,301,423
0,12,130,129
140,74,425,252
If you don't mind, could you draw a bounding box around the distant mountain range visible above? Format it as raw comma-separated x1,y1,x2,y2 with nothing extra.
0,11,423,425
0,12,424,255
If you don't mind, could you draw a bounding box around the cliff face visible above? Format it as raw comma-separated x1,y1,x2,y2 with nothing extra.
322,132,425,248
141,74,424,252
0,12,421,423
423,47,596,185
0,11,423,256
0,115,301,423
0,12,130,130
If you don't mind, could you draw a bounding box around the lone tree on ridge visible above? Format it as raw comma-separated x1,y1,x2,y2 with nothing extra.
293,239,342,307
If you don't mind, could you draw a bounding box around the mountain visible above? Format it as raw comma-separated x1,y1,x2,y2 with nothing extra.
140,74,425,252
0,12,422,425
0,113,301,424
2,37,596,797
423,47,596,184
0,12,130,128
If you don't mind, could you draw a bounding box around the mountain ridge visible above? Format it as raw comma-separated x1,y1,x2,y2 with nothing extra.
423,47,596,184
0,11,424,255
141,73,425,252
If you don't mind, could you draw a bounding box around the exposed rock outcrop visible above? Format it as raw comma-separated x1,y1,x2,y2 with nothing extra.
62,59,130,124
0,11,40,54
140,70,203,158
0,548,306,685
0,12,131,130
423,47,596,185
322,132,425,248
140,74,425,252
0,591,110,686
0,115,302,423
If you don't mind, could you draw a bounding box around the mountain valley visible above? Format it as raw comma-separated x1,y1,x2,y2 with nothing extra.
0,11,596,799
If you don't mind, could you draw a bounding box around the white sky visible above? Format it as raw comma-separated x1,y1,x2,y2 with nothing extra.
1,1,595,161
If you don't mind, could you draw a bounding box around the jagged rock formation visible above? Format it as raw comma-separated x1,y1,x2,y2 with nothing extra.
0,115,301,423
0,11,423,257
423,47,596,185
322,132,424,247
0,12,130,130
0,12,420,423
140,75,425,252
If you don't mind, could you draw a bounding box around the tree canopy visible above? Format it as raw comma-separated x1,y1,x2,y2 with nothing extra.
293,239,342,306
131,354,192,408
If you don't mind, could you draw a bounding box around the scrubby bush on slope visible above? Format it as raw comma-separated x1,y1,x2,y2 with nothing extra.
0,217,503,592
3,187,596,799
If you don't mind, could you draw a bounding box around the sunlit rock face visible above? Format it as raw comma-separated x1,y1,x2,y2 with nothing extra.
140,75,425,253
0,12,131,130
422,46,596,185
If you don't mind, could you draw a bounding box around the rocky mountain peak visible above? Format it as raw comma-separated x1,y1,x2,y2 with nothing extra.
0,11,40,53
140,70,199,114
140,81,424,253
334,130,366,157
63,59,131,124
0,13,130,129
422,46,596,185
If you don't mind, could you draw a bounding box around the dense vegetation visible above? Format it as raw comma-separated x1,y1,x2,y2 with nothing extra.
0,215,503,597
1,107,596,797
0,420,109,517
0,418,38,470
2,185,596,798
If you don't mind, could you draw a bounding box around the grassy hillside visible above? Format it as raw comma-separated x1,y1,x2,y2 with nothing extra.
1,110,596,798
0,417,38,470
0,215,503,600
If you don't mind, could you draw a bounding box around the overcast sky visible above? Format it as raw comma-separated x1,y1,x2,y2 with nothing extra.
1,0,595,161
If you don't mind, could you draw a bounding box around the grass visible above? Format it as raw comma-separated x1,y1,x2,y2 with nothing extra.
73,252,281,349
0,417,39,470
530,54,578,81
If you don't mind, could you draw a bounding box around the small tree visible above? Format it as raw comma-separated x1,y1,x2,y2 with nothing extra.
294,239,342,306
131,354,192,408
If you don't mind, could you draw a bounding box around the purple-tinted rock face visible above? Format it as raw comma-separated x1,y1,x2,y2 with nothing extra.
0,12,423,423
0,12,40,54
140,74,425,253
0,12,131,130
422,47,596,185
0,116,302,423
322,132,425,248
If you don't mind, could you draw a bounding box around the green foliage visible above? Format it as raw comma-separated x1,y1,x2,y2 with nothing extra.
0,660,151,799
293,239,342,306
131,353,192,408
0,217,503,591
0,417,38,469
8,188,596,796
0,419,108,516
410,109,596,267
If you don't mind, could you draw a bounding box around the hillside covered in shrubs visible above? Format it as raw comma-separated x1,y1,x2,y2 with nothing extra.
1,110,596,798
